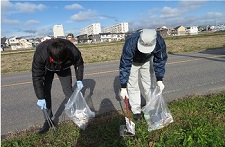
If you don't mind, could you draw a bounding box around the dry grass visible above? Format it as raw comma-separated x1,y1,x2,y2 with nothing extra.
79,43,123,63
1,42,124,74
1,52,33,73
165,33,225,53
1,32,225,74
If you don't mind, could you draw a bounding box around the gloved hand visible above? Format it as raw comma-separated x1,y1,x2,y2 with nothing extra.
76,80,84,90
157,81,165,92
120,88,129,100
37,99,46,110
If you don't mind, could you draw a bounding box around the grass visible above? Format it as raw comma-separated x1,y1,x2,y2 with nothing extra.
1,92,225,146
1,32,225,74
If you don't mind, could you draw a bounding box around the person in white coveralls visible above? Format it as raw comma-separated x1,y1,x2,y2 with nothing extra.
119,29,168,121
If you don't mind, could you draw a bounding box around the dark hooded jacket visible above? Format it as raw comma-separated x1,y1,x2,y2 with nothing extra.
32,38,84,99
119,31,167,88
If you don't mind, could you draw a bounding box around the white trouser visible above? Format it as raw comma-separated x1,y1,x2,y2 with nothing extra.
127,61,152,114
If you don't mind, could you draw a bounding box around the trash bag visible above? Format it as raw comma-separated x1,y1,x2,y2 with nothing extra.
142,85,173,131
64,88,95,130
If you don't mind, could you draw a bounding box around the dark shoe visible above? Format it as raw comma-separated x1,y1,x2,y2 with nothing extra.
133,113,142,121
38,121,54,134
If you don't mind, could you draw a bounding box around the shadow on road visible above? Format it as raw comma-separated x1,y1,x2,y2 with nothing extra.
171,48,225,62
113,76,126,116
198,48,225,55
81,79,96,112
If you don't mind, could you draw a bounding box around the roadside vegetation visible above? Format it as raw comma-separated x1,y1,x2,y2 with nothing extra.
2,93,225,146
1,32,225,146
1,32,225,74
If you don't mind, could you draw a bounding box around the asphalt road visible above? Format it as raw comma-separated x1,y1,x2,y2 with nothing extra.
1,48,225,135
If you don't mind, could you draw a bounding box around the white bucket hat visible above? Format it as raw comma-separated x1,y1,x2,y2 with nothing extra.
137,29,157,54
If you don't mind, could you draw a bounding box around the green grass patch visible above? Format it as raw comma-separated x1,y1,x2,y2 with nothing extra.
2,93,225,146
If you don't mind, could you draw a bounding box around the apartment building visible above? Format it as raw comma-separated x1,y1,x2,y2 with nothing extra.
102,22,129,33
77,22,129,43
53,24,65,38
80,23,101,36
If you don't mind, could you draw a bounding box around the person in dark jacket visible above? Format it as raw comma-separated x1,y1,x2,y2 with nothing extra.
119,29,168,121
32,38,84,134
66,33,76,45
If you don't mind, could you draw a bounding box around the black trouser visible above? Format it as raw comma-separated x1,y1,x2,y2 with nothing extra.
43,68,73,118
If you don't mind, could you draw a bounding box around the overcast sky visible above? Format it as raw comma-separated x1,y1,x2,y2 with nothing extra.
1,0,225,37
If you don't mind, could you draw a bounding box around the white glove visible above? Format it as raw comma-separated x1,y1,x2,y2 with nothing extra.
157,81,165,92
76,81,84,90
120,88,129,100
37,99,46,110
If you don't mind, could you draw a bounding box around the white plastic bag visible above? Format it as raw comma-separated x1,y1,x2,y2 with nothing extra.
64,88,95,130
142,86,173,131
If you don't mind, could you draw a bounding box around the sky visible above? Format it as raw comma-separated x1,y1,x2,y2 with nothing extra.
1,0,225,38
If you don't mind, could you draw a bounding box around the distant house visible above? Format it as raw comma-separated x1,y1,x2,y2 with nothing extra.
172,26,186,35
186,26,198,35
32,40,41,47
41,36,52,42
95,32,126,43
77,34,89,44
19,38,32,48
8,37,32,50
198,26,207,32
99,33,112,42
89,34,101,43
156,26,171,36
112,33,126,41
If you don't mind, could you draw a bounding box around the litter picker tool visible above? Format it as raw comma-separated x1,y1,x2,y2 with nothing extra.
120,96,135,136
43,108,56,131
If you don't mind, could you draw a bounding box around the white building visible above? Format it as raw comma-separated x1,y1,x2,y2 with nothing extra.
41,36,52,42
186,26,198,34
53,24,65,38
102,22,129,33
80,23,101,36
99,33,126,42
8,37,32,50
